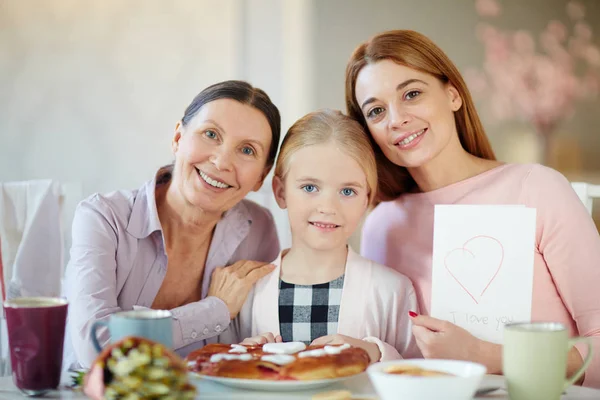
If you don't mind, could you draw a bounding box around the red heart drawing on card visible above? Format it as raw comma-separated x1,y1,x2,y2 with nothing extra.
444,235,504,304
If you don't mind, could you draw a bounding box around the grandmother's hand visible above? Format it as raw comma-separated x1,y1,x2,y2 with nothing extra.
208,260,275,319
410,313,502,373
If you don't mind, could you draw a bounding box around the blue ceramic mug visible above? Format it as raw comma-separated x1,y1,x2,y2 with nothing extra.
90,309,173,353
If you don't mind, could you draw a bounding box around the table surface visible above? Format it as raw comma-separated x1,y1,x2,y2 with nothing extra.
0,373,599,400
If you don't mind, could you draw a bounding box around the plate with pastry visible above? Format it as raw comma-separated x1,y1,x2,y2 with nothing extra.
186,342,369,391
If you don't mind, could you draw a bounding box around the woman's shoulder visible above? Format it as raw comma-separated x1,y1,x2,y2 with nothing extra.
79,188,137,214
350,250,414,291
516,163,570,186
74,181,150,232
436,162,574,205
505,163,576,202
363,200,404,229
361,200,409,247
478,162,569,190
237,199,277,228
229,199,280,262
514,164,592,225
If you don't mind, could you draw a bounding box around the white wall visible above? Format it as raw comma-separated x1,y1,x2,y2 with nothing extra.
240,0,316,249
0,0,310,253
0,0,241,193
2,0,598,256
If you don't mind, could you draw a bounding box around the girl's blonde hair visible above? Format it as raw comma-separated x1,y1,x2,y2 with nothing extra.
345,30,496,202
274,109,378,205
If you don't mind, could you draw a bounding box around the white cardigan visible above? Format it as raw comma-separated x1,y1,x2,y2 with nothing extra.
213,248,420,361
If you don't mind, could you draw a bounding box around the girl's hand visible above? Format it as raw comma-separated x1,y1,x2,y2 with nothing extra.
311,334,381,363
240,332,283,346
410,313,501,373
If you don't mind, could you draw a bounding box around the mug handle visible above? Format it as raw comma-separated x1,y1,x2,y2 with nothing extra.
90,320,110,353
563,337,593,390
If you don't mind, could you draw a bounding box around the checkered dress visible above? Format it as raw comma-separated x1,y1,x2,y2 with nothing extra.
278,275,345,344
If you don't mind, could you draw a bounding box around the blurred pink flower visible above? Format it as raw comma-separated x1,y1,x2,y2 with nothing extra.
540,30,560,54
568,36,586,57
581,73,600,98
475,0,501,17
470,0,599,135
464,68,488,95
575,22,593,41
584,46,600,66
476,23,498,42
547,20,568,43
513,30,535,54
566,1,585,20
483,31,511,63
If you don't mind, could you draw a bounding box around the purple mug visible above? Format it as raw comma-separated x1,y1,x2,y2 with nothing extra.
4,297,68,397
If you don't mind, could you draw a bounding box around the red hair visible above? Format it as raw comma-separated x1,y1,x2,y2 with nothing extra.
345,30,496,202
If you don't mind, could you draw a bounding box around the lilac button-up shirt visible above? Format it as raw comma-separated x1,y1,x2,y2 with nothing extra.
63,170,280,368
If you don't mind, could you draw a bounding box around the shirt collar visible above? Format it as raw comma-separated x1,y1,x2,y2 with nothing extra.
126,168,164,239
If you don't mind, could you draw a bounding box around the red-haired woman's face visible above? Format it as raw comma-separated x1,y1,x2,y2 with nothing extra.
354,60,463,169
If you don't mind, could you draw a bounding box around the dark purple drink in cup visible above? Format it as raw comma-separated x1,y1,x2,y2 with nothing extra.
4,297,68,396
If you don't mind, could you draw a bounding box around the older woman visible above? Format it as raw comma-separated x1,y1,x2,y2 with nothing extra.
64,80,281,368
346,30,600,387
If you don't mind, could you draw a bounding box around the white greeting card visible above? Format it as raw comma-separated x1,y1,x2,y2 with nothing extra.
430,205,536,343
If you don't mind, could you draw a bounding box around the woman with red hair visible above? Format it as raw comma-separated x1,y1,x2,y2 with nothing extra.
346,29,600,387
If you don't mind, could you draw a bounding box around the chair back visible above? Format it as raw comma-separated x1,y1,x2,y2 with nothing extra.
571,182,600,215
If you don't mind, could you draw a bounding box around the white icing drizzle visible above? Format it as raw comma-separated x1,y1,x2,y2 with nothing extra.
261,354,296,365
298,344,351,358
263,342,307,355
298,349,326,358
229,344,248,353
325,343,351,354
210,353,253,363
187,360,197,367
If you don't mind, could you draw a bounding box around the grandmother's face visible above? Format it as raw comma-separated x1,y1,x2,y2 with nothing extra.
171,98,272,215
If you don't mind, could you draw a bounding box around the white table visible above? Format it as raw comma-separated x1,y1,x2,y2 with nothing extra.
0,374,599,400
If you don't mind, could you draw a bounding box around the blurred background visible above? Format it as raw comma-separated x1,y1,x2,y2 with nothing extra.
1,0,599,254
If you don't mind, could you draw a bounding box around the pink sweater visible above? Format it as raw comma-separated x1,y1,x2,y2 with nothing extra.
361,163,600,388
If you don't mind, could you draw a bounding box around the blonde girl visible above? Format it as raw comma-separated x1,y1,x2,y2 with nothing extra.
217,109,419,362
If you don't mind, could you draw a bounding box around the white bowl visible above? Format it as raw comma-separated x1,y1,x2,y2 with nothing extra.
367,359,487,400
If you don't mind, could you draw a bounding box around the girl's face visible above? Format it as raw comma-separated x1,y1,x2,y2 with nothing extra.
354,60,463,169
171,99,273,214
273,140,369,252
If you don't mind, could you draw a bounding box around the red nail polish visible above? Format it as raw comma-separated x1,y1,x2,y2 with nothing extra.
408,311,418,318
